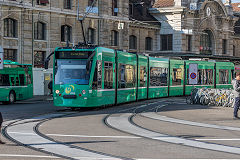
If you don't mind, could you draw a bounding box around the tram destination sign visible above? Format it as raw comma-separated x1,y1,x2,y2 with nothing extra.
57,51,89,59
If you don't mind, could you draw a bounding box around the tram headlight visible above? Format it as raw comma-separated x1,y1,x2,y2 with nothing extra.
56,90,60,94
82,90,86,95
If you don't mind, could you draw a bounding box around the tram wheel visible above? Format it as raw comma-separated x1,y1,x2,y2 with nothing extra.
2,91,15,105
70,107,77,111
9,91,15,104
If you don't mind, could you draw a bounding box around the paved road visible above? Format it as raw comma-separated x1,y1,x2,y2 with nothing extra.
1,98,240,159
0,101,62,160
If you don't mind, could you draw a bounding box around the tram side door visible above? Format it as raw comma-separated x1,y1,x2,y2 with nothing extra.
9,75,21,99
9,75,15,87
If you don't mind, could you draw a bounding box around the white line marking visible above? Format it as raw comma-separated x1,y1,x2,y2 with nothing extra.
107,113,240,154
0,154,117,160
47,134,141,139
137,159,240,160
73,157,119,160
141,112,240,131
0,154,58,158
195,139,240,141
7,114,119,160
8,132,141,139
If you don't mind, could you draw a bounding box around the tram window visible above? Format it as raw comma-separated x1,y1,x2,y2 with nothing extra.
118,64,136,88
16,77,20,86
92,60,102,89
140,66,146,87
104,62,113,89
10,77,15,86
195,69,213,85
0,74,10,86
150,67,168,86
219,69,229,84
202,69,213,85
19,74,25,86
172,68,182,86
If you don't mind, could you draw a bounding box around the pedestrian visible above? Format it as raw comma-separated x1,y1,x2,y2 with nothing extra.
232,72,240,119
0,112,5,144
48,80,53,95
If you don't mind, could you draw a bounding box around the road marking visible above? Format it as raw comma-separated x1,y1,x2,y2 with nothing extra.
6,113,121,160
137,159,240,160
47,134,141,139
0,154,59,158
119,100,163,112
0,154,116,160
141,112,240,131
106,113,240,154
195,138,240,141
73,157,119,160
8,132,141,139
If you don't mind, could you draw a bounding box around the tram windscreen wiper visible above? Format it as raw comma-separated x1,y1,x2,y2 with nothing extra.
86,51,95,72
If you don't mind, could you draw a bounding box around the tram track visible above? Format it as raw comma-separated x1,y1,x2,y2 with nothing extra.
34,119,130,160
2,112,127,160
2,113,75,160
105,99,240,155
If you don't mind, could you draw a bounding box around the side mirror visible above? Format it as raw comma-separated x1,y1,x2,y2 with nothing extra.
44,59,49,69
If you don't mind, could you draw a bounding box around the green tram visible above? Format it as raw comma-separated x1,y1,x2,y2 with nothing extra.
47,46,234,108
0,60,33,104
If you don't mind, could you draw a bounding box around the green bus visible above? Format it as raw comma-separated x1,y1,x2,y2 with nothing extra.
0,60,33,104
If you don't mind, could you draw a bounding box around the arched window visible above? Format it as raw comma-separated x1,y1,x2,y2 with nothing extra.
129,35,137,50
34,21,46,40
145,37,152,51
111,30,119,46
88,28,95,44
4,18,17,38
61,25,72,42
200,30,214,55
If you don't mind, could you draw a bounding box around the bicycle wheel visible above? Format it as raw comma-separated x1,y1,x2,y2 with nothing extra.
186,96,193,104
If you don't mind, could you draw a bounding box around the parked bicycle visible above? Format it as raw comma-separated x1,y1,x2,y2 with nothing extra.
186,88,234,107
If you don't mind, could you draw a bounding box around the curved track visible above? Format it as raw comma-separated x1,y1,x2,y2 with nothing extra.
2,112,125,160
105,99,240,155
3,98,240,159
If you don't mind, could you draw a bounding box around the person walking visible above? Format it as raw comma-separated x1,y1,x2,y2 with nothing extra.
232,72,240,119
48,80,53,95
0,112,5,144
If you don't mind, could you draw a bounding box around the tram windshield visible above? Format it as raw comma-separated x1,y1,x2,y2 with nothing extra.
55,59,90,85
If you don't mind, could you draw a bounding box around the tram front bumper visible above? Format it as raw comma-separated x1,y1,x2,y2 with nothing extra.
53,95,89,107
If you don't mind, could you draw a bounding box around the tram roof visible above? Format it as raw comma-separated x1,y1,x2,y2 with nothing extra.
150,52,240,64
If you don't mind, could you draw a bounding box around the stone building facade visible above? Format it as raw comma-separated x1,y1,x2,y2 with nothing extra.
232,2,240,59
0,0,160,95
149,0,238,57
